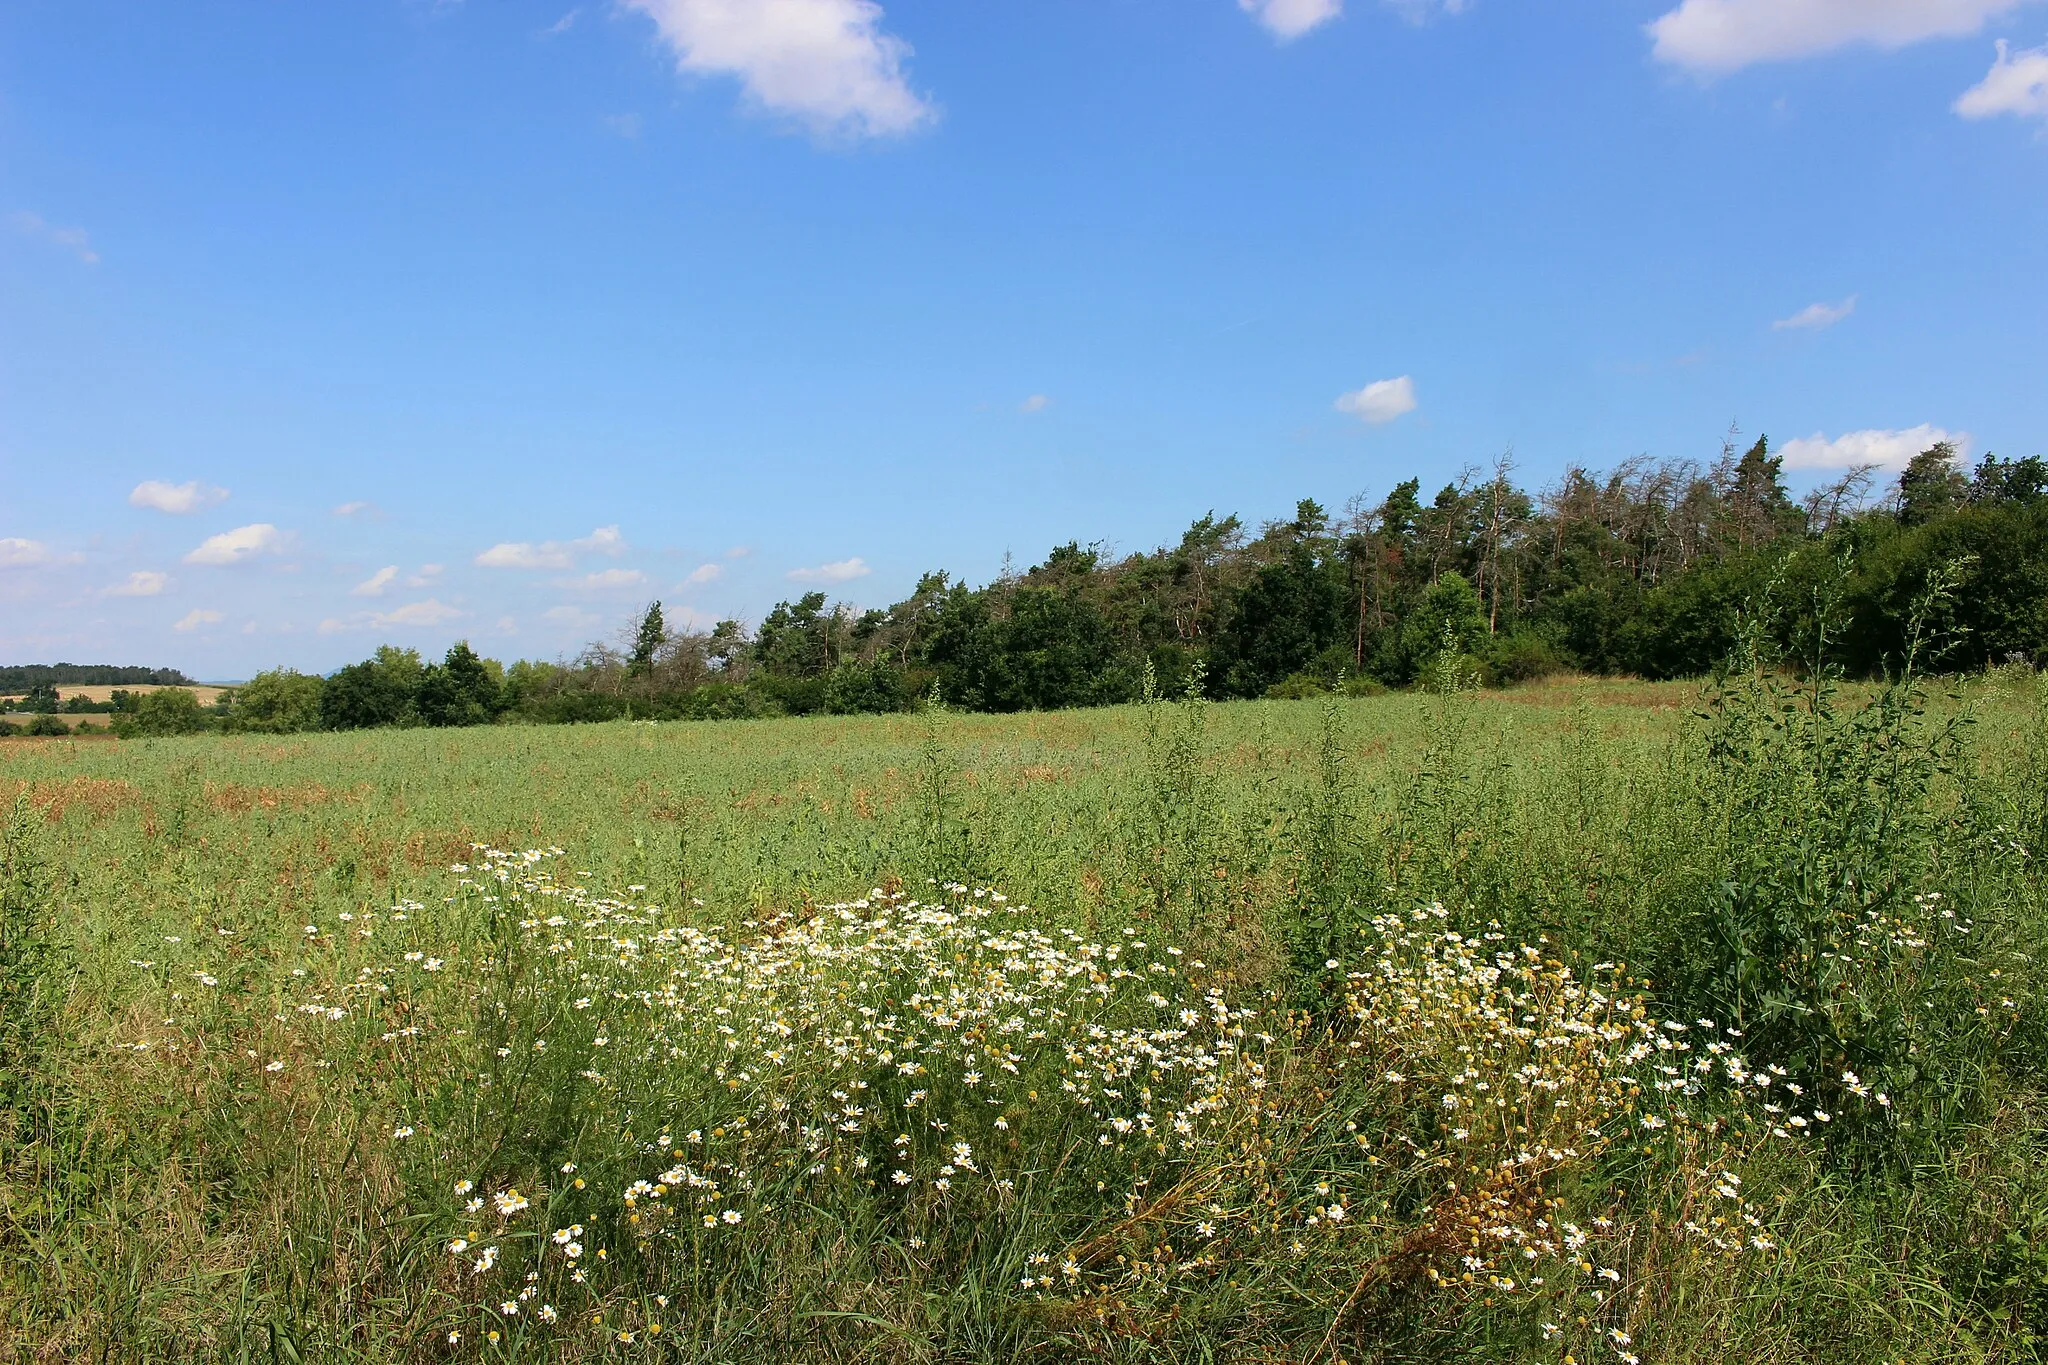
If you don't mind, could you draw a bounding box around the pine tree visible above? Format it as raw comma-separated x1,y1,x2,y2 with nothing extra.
630,601,666,678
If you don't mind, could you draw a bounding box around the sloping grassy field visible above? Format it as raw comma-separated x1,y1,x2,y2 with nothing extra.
0,673,2043,1363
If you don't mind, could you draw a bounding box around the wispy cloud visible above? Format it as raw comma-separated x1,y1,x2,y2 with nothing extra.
563,567,649,590
1774,295,1857,330
623,0,934,139
1779,423,1968,472
475,525,625,570
1955,38,2048,124
7,210,99,263
351,565,400,598
1383,0,1469,23
1335,375,1418,424
1647,0,2037,75
1018,393,1051,414
542,604,602,631
332,500,383,518
679,562,724,587
540,7,580,36
129,480,229,514
174,608,224,633
104,570,170,597
185,523,288,566
787,556,872,584
317,599,464,634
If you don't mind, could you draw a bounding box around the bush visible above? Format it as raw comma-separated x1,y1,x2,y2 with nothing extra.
226,668,325,734
1485,626,1568,684
113,689,210,738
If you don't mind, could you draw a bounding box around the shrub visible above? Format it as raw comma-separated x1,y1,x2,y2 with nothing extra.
112,688,210,738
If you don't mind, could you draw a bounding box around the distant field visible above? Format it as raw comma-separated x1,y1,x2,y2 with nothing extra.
0,672,2041,1363
50,682,229,705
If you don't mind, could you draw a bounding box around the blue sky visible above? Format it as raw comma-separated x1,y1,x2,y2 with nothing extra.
3,0,2045,679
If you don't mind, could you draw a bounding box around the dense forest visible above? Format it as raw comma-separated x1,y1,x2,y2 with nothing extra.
0,663,195,689
47,437,2048,737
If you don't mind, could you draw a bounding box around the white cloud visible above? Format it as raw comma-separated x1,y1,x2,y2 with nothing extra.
726,545,753,558
541,8,580,36
1779,424,1969,472
351,565,400,598
1648,0,2039,74
105,570,170,597
376,599,463,628
565,567,650,590
332,500,381,518
0,538,58,569
787,556,872,584
407,564,444,587
1774,295,1857,330
680,562,724,587
475,525,625,570
1018,393,1051,414
129,480,229,514
7,210,98,264
184,523,288,566
1955,38,2048,121
1240,0,1343,40
1335,375,1418,424
174,608,224,633
624,0,933,139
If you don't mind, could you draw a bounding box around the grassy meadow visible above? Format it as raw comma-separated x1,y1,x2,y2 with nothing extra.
1,670,2045,1362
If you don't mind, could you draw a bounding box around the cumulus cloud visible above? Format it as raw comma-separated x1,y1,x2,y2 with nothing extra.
0,538,58,569
105,570,170,597
7,210,98,264
1335,375,1419,424
351,565,400,597
680,562,724,587
624,0,933,139
1648,0,2039,74
1774,295,1858,330
1240,0,1343,40
1956,38,2048,121
475,525,625,570
174,608,224,633
1779,424,1969,472
408,564,444,587
787,556,872,584
129,480,229,514
184,523,288,566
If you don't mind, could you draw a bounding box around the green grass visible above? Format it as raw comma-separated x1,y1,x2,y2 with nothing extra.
0,672,2043,1363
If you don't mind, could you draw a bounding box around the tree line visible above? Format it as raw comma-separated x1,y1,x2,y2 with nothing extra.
48,436,2046,738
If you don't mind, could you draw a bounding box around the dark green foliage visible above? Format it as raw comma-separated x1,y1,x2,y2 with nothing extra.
629,601,665,678
416,643,501,728
115,440,2048,741
0,663,192,688
318,646,424,731
1898,440,1968,527
20,715,68,738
